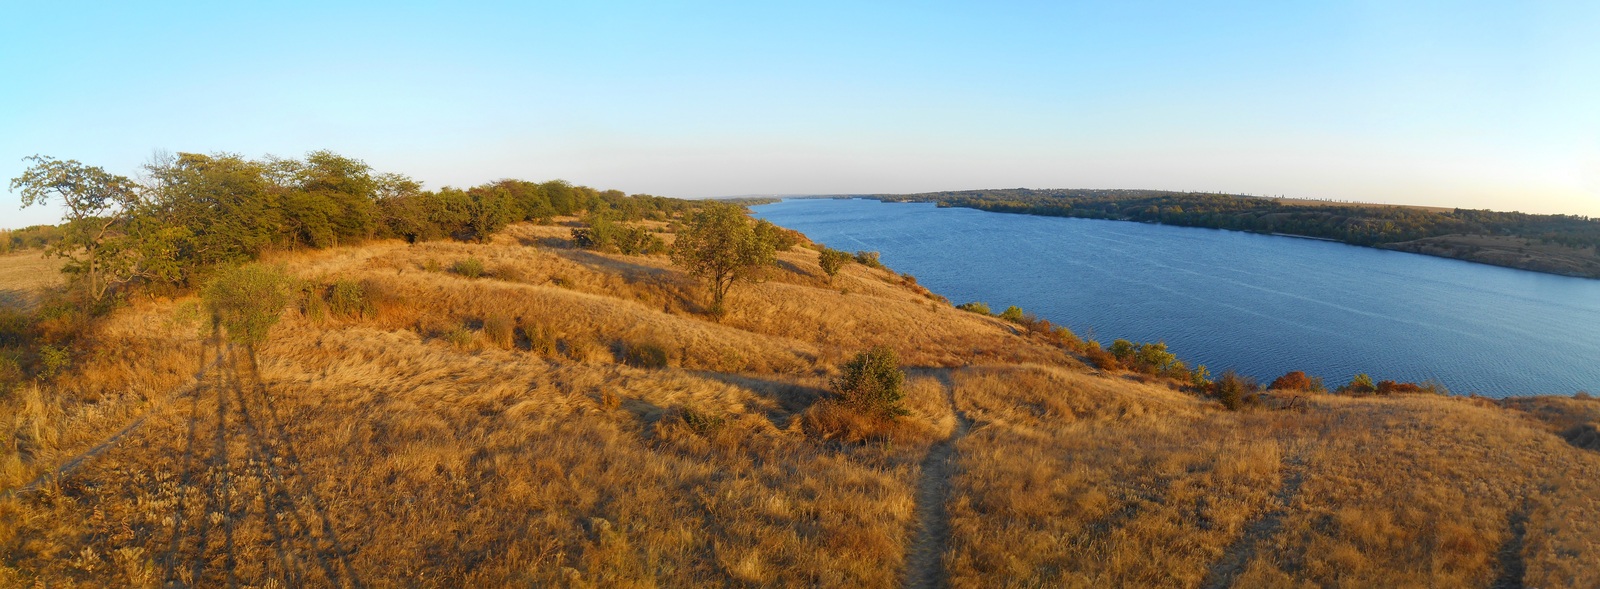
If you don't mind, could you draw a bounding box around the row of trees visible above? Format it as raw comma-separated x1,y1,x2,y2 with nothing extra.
872,188,1600,252
8,151,693,310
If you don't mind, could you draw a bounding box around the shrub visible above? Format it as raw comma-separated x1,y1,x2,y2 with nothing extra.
1213,369,1257,411
202,263,293,356
328,279,372,318
1190,364,1213,389
483,313,515,350
831,346,908,418
451,257,486,279
754,219,801,252
1376,380,1426,394
1084,344,1121,371
300,283,329,322
518,320,557,356
956,301,992,315
1108,339,1136,362
1341,373,1377,394
853,250,883,269
622,341,669,368
445,326,477,350
1131,342,1178,374
1268,371,1322,392
818,247,852,281
998,306,1026,323
679,406,727,435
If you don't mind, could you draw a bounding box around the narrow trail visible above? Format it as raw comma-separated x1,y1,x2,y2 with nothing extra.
1199,454,1309,589
902,369,972,589
1490,502,1529,589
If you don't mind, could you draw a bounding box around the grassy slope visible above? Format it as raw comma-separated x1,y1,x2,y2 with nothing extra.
1,220,1598,587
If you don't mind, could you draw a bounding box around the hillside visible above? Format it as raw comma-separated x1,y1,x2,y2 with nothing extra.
859,189,1600,279
2,219,1600,587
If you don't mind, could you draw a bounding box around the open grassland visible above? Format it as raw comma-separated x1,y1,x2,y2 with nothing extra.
0,251,65,311
3,220,1599,587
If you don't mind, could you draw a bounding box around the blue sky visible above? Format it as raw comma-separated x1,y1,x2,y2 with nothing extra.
3,1,1598,227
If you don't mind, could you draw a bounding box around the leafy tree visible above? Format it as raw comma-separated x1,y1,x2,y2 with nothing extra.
831,346,909,418
1268,370,1323,392
1109,339,1136,362
1132,341,1178,374
670,204,776,314
10,155,141,304
1341,373,1377,394
818,247,852,282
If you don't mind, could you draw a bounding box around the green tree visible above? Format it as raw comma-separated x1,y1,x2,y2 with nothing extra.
831,346,909,418
1108,339,1136,362
818,247,852,282
10,155,145,304
669,204,776,314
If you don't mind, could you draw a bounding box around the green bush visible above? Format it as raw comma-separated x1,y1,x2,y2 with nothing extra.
202,263,293,353
451,257,486,279
956,301,992,315
818,247,852,281
1341,373,1377,394
1109,339,1136,362
998,306,1025,323
831,346,908,417
853,250,883,269
680,406,727,435
328,279,372,318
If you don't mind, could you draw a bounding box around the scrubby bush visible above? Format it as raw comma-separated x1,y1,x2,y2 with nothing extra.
622,341,669,368
679,406,727,435
445,326,477,350
853,250,884,269
818,247,852,281
1190,364,1213,389
956,301,992,315
831,346,908,418
328,279,372,318
754,219,802,251
1341,373,1377,394
998,306,1025,323
451,257,486,279
1109,339,1136,362
1213,369,1258,411
1268,371,1323,392
518,320,557,356
202,263,293,363
484,313,515,350
1131,341,1178,374
1084,343,1121,371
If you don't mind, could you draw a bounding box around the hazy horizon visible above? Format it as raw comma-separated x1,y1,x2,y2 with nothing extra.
4,1,1599,227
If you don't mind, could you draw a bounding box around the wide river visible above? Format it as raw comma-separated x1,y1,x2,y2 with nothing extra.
753,198,1600,397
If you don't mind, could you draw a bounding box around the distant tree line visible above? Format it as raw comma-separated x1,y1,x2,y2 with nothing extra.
868,189,1600,252
7,151,699,309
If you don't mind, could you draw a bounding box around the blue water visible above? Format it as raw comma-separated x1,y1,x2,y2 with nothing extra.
752,198,1600,397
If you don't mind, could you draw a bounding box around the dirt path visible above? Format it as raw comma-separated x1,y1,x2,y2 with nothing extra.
902,369,972,589
1198,455,1309,589
1490,502,1529,589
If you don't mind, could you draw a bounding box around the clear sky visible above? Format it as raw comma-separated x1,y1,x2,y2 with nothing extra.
3,1,1599,227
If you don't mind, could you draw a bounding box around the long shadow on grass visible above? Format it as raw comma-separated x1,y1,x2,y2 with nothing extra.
688,371,828,429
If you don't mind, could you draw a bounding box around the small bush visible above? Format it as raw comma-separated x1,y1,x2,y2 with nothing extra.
1268,371,1322,392
1084,344,1121,371
680,406,727,435
484,313,515,350
956,301,992,315
1213,370,1258,410
1341,373,1377,394
818,248,852,280
831,346,908,418
451,257,486,279
1190,364,1213,389
853,250,884,269
622,341,669,368
518,320,557,356
445,326,477,350
1108,339,1136,362
328,279,372,318
998,306,1025,323
300,284,329,322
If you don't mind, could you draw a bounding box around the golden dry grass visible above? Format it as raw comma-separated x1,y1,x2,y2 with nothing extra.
0,251,65,311
1,219,1599,587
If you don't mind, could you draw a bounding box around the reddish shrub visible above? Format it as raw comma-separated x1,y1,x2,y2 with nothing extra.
1268,371,1322,392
